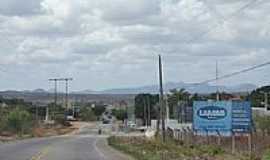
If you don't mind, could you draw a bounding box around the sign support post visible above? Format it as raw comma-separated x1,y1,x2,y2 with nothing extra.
232,131,235,154
248,133,252,159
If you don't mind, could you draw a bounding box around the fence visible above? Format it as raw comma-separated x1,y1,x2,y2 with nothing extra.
168,128,270,159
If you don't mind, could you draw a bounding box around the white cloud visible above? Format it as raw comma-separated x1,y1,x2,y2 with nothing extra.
0,0,43,16
0,0,269,90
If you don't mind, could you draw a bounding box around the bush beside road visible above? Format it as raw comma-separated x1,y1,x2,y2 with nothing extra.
108,136,253,160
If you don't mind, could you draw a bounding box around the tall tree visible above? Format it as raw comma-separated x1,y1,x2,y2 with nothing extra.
250,86,270,108
134,94,159,125
167,88,190,119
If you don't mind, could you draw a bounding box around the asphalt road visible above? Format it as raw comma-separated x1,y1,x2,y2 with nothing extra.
0,123,129,160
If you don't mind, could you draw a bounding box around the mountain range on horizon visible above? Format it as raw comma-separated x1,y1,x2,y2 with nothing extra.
1,82,257,95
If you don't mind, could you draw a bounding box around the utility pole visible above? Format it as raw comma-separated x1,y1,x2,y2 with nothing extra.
49,78,73,119
49,79,58,106
147,95,151,128
48,78,59,121
165,95,169,122
216,61,220,101
63,78,73,111
159,55,166,142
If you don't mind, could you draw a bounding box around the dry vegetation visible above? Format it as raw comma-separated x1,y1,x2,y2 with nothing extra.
108,136,253,160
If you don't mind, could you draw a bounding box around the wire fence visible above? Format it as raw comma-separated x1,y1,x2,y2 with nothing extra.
167,128,270,159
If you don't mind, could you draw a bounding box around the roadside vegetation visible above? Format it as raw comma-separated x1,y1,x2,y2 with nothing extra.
128,86,270,160
79,107,97,121
112,108,127,121
0,96,108,141
254,113,270,134
108,136,251,160
0,98,69,140
4,108,32,136
0,104,75,140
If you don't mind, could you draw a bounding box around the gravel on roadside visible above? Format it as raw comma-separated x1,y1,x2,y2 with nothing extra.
96,138,134,160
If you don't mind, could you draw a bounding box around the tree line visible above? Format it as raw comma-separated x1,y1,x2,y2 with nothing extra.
134,86,270,125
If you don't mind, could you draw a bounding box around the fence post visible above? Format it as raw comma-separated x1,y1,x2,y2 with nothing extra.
183,129,186,143
206,129,209,145
232,131,235,154
217,130,221,146
191,129,195,145
248,132,252,159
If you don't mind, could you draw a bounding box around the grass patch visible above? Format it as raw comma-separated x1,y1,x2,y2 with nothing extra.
263,150,270,160
108,136,254,160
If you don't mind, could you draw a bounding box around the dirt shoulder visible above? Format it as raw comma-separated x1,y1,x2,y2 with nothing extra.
96,138,135,160
0,122,81,142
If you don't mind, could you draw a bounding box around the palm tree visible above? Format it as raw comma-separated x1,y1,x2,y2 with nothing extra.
167,88,190,120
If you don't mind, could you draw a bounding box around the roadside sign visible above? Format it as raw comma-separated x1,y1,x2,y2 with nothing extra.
193,101,232,136
232,101,252,133
193,101,251,136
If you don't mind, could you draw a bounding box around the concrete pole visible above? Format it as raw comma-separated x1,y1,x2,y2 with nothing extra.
147,96,151,128
159,55,166,142
216,61,220,101
45,106,49,121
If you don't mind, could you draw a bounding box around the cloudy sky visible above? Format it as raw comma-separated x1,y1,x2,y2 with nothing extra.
0,0,269,91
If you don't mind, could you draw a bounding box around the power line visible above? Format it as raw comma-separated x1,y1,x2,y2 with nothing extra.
197,61,270,85
48,78,73,120
186,0,260,44
201,0,226,21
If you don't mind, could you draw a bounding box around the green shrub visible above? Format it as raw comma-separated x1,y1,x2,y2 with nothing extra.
6,108,32,135
80,107,96,121
254,114,270,134
112,109,126,121
263,149,270,160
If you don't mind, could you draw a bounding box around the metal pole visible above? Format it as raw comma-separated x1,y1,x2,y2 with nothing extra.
159,55,166,142
55,80,57,106
65,79,68,111
147,95,151,128
49,78,72,120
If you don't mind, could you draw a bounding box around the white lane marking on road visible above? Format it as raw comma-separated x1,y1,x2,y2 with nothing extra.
94,139,107,160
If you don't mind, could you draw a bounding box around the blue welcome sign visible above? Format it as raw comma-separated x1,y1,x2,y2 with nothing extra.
197,106,228,120
193,101,251,136
193,101,232,136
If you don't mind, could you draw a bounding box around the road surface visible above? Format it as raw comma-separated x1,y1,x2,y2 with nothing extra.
0,123,132,160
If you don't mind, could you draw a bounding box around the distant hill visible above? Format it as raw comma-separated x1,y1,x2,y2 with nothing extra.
74,82,257,94
0,82,257,105
0,82,257,95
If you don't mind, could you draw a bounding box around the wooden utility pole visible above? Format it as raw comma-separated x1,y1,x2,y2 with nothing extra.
156,104,161,134
159,55,166,142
